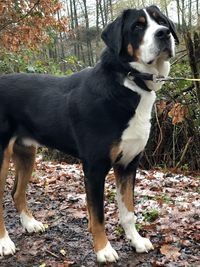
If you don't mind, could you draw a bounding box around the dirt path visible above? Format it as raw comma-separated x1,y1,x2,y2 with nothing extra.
1,158,199,266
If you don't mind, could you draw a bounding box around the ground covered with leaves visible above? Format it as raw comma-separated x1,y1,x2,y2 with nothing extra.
1,156,200,267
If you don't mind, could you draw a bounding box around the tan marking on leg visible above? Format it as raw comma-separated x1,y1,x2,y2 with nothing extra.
12,144,36,217
114,168,134,212
121,178,134,212
87,202,108,252
86,204,92,232
110,143,122,164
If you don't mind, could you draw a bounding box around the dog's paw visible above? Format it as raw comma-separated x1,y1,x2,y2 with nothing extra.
132,237,154,253
20,212,45,233
96,242,119,263
0,231,16,256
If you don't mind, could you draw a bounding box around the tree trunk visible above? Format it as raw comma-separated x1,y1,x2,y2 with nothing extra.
99,0,105,28
73,0,80,59
83,0,94,65
176,0,181,31
184,32,200,105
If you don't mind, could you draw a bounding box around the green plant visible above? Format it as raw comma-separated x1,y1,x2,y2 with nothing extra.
143,209,159,222
135,223,142,231
106,191,116,203
156,194,172,203
115,225,124,236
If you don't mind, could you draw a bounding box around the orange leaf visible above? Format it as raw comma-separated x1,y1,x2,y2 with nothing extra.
160,244,181,260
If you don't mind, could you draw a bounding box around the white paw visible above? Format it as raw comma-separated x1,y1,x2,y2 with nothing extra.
132,237,154,253
20,212,45,233
0,231,16,256
96,242,119,263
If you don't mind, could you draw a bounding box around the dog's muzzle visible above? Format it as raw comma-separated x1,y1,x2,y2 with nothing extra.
155,27,173,57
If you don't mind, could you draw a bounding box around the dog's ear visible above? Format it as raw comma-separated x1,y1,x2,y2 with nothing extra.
149,5,161,11
167,18,179,45
101,10,128,56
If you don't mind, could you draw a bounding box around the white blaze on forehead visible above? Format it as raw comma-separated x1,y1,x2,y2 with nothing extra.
139,9,163,64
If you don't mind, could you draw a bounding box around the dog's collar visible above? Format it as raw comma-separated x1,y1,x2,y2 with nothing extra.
127,70,154,92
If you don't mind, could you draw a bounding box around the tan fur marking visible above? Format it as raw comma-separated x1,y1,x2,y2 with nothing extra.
87,202,108,252
127,43,140,61
138,16,146,23
110,143,120,163
114,168,134,212
87,204,92,232
127,43,134,57
152,12,158,18
12,144,36,217
90,216,108,252
121,178,134,212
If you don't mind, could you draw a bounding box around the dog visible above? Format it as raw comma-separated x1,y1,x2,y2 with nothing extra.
0,5,178,262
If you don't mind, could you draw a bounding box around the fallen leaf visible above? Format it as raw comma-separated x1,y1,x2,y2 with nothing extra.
160,244,181,260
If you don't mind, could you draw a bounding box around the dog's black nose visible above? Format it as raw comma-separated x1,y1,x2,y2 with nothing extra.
155,27,170,40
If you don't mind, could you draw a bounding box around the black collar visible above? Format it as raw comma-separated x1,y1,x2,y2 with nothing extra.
126,69,154,92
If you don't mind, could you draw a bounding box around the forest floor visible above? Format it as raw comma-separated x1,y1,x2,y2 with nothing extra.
1,156,200,267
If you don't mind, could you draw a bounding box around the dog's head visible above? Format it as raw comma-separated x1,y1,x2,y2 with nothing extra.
101,5,179,65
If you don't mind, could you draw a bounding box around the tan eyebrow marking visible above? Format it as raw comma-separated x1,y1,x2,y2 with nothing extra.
152,11,159,18
138,16,146,23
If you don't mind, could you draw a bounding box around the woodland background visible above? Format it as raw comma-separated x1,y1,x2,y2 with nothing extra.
0,0,199,171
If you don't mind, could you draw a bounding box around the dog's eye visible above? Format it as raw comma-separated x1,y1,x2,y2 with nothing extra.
158,20,167,26
135,22,145,30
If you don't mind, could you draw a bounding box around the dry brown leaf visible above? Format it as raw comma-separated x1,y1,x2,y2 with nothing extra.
157,100,167,116
168,103,188,124
160,244,181,260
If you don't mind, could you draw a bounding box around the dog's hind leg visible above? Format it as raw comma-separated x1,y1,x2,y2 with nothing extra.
12,143,45,233
114,163,154,253
0,143,16,256
83,160,119,263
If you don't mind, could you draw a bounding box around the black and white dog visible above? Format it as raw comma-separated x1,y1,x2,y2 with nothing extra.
0,5,178,262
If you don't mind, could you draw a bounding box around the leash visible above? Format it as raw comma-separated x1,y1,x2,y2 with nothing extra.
154,76,200,83
127,72,200,83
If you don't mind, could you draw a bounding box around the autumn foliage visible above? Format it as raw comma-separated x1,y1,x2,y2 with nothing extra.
0,0,68,52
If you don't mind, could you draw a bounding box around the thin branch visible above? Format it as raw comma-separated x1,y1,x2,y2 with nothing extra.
171,53,188,66
46,249,60,259
176,49,187,55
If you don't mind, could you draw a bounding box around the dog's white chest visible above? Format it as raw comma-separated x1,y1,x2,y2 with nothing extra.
119,80,156,166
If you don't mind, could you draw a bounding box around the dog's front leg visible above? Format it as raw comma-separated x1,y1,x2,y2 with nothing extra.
83,161,119,263
114,166,154,253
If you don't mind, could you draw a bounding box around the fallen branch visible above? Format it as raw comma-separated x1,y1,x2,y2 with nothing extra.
46,249,60,259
